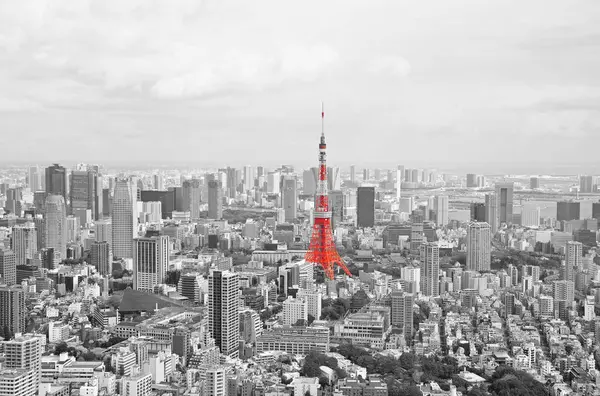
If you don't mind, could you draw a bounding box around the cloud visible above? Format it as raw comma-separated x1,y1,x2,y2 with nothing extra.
368,55,411,77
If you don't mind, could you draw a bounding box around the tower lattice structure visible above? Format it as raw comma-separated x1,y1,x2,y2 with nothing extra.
305,104,352,280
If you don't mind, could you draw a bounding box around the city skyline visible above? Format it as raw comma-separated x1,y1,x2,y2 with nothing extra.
1,1,600,171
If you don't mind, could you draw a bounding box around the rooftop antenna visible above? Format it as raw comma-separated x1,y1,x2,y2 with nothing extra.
321,101,325,137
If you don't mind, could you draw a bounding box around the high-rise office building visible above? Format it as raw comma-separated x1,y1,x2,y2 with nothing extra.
362,168,371,181
391,291,414,339
70,169,102,221
28,166,42,192
112,178,137,259
563,241,582,282
420,242,440,297
91,241,111,276
329,190,344,229
433,195,449,226
0,248,17,286
553,280,575,319
495,182,514,226
504,293,515,318
1,335,42,392
530,177,540,189
327,167,341,191
357,187,375,228
470,203,486,222
281,175,297,222
0,285,25,336
95,219,112,247
153,174,164,191
485,194,498,233
11,223,37,266
45,164,67,201
208,180,223,220
133,235,170,292
350,165,356,183
580,175,594,193
303,169,318,195
521,205,541,227
466,222,491,272
396,165,403,200
267,172,280,195
557,201,580,222
283,296,308,325
182,179,201,219
44,195,67,261
243,166,255,192
208,270,240,359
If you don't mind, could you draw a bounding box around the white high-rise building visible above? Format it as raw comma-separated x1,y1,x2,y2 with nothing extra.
205,366,228,396
243,166,255,192
28,166,42,192
11,222,37,266
283,296,308,325
141,201,162,223
396,165,402,201
112,178,137,259
267,172,280,194
208,270,240,359
133,235,170,293
521,205,541,227
121,373,152,396
584,295,595,321
44,195,67,261
95,219,112,245
65,215,80,243
466,222,491,272
2,335,42,392
297,289,322,320
401,266,420,293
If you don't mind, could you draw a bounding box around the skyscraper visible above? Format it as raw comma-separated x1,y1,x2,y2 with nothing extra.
28,166,42,192
281,175,297,222
91,241,111,276
466,222,491,271
267,172,280,195
563,241,582,282
133,235,170,292
112,178,137,259
420,242,440,297
329,190,344,229
580,175,594,193
327,167,341,191
44,195,67,261
363,168,370,181
11,223,37,266
557,201,580,222
433,195,449,226
396,165,402,200
182,179,201,219
521,205,541,227
0,248,16,286
470,203,486,222
95,219,112,246
208,180,223,220
357,187,375,228
70,169,102,221
243,166,255,192
303,169,317,195
350,165,356,183
0,285,25,336
391,291,414,340
485,194,498,233
153,174,164,190
495,182,514,225
45,164,67,201
208,270,240,359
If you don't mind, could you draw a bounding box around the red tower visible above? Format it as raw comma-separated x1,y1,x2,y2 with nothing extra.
305,103,352,280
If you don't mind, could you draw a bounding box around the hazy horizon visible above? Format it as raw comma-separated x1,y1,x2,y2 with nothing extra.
1,1,600,167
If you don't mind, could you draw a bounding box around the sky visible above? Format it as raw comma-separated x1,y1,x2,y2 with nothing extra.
1,0,600,173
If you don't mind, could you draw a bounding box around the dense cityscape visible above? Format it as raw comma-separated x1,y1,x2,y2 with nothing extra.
0,119,599,396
